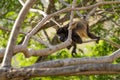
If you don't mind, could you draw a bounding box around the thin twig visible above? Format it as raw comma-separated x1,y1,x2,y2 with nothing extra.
59,0,83,18
19,0,61,28
42,30,51,44
67,0,77,40
102,38,120,48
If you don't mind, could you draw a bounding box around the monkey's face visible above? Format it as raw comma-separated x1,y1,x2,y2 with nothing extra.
57,27,68,42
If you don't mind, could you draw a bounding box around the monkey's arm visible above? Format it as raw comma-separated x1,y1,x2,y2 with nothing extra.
86,26,100,43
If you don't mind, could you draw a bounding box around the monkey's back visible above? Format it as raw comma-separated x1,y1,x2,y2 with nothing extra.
72,20,89,38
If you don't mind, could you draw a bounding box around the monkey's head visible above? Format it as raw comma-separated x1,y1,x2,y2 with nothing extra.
57,27,68,42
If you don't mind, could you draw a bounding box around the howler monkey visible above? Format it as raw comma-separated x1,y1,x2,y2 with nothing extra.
57,19,100,56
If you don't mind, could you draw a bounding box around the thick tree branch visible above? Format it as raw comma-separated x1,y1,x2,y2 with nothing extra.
1,63,120,79
1,0,36,67
24,49,120,68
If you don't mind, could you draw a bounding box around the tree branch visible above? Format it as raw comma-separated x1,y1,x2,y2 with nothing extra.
1,0,36,67
1,63,120,79
102,38,120,48
24,49,120,68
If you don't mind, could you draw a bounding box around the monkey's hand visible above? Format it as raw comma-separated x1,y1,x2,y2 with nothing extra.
96,37,100,43
71,46,78,57
71,50,77,57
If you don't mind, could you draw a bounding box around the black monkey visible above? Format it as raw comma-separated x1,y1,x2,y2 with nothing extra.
57,19,100,56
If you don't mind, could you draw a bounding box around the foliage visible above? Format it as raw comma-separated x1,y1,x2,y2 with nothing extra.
0,0,120,80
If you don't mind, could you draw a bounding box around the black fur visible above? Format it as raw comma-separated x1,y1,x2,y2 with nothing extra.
57,21,100,56
57,24,83,44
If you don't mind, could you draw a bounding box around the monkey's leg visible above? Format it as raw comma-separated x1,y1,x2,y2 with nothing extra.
67,43,77,57
71,43,77,57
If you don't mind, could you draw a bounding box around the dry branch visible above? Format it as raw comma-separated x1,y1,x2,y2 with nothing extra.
25,49,120,68
1,0,36,67
1,63,120,79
